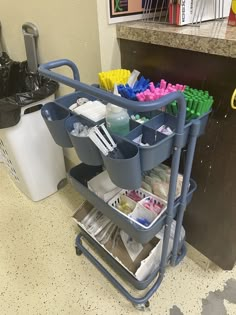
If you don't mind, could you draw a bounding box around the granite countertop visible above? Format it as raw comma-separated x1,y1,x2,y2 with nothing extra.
117,19,236,58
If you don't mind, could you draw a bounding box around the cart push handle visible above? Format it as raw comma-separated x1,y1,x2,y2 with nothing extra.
38,59,187,137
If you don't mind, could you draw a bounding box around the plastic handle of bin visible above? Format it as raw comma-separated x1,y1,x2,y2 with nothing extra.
231,89,236,109
38,59,186,135
20,103,37,116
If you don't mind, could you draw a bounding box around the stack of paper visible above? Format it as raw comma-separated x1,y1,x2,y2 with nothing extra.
73,100,106,122
88,171,121,202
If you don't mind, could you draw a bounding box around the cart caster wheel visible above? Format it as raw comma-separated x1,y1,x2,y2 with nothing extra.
75,247,82,256
133,301,150,311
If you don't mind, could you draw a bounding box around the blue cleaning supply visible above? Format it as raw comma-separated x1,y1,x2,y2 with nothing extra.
118,76,151,100
136,218,151,227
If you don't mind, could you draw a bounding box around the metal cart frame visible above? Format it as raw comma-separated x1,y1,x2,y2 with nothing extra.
39,59,207,309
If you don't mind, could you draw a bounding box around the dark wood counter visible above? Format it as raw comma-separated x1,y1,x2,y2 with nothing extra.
117,20,236,269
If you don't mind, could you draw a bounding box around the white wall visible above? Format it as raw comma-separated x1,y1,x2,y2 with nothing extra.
1,0,101,96
1,0,121,166
96,0,121,71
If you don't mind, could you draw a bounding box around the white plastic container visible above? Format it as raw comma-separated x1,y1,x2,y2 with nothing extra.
106,104,130,136
108,188,167,229
0,95,66,201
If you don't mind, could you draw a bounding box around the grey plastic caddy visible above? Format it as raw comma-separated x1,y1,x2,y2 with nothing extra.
38,58,211,309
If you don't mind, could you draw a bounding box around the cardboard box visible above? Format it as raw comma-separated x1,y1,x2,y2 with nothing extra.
73,201,163,281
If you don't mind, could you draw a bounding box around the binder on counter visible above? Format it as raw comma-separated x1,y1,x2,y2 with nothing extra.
169,0,231,25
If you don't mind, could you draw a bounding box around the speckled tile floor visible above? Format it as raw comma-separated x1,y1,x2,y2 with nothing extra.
0,164,236,315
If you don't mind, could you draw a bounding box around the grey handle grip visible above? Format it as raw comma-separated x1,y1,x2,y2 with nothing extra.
22,22,39,73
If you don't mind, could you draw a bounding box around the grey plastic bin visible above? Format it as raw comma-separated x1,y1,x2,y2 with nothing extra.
41,102,73,148
76,231,185,290
126,124,169,171
65,115,103,166
125,112,195,171
101,136,142,190
69,163,197,244
37,58,211,306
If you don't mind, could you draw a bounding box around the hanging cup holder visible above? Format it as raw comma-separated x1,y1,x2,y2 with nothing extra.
41,102,73,148
101,136,142,190
65,115,103,166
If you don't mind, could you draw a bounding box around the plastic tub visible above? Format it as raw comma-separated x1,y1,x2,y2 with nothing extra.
76,230,161,290
125,111,202,171
41,102,72,147
69,163,197,243
125,124,170,171
65,115,103,166
0,95,66,201
101,136,142,190
131,112,178,171
108,188,167,229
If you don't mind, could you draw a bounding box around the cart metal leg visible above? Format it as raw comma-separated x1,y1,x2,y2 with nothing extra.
171,121,201,266
38,58,207,307
75,234,163,306
75,234,187,306
159,127,186,273
175,242,187,265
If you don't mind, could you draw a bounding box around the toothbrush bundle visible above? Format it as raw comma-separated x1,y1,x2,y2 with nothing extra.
167,86,214,120
117,74,214,119
136,80,186,102
118,76,150,100
98,69,131,91
118,79,185,102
